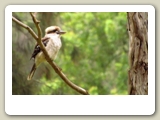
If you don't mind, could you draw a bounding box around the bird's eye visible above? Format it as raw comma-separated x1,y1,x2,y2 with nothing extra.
56,30,60,34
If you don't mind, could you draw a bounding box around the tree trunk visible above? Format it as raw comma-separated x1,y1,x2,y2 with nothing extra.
127,12,148,95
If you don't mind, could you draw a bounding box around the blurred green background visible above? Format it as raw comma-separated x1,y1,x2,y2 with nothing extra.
12,12,129,95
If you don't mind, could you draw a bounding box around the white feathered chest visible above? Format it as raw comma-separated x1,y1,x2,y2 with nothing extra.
34,33,62,66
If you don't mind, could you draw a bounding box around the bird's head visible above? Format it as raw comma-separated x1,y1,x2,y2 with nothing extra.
45,26,66,35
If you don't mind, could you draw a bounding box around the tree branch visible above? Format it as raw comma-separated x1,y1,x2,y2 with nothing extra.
12,13,89,95
12,16,38,41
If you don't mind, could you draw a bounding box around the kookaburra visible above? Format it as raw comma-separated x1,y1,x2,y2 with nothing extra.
27,26,66,80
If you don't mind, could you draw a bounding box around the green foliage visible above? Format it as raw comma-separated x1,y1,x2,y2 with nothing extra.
12,12,128,95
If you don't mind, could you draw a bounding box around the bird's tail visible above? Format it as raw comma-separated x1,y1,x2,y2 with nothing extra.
27,64,36,80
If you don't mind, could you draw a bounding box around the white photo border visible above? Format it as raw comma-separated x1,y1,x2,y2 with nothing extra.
5,5,155,115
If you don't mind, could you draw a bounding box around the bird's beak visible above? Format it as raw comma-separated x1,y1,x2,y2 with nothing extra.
58,30,66,35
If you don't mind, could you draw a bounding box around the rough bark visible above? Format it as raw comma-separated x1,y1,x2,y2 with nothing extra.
127,12,148,95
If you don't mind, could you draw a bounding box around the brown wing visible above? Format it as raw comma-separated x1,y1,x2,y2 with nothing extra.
30,37,50,60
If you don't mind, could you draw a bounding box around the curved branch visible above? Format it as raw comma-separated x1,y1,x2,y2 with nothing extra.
12,13,89,95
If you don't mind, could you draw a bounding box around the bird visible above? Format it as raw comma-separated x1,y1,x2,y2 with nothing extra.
27,26,66,80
